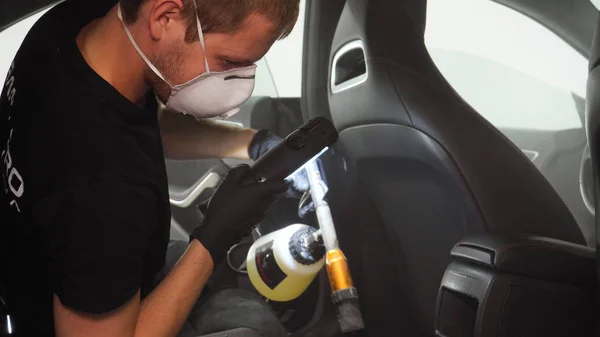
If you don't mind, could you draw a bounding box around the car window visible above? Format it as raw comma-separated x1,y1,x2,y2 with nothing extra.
425,0,588,131
253,0,305,99
424,0,594,245
261,0,305,98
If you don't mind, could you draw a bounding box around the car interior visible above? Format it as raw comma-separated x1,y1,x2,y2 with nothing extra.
1,0,600,336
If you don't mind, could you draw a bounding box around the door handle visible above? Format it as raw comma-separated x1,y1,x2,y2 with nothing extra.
331,40,368,94
169,172,222,208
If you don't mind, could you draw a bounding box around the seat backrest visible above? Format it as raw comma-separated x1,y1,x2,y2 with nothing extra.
322,0,586,336
585,13,600,294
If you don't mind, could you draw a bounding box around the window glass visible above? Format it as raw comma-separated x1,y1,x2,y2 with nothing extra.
260,0,305,98
253,59,278,97
425,0,587,131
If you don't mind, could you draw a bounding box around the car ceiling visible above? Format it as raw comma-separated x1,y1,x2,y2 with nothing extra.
1,0,598,55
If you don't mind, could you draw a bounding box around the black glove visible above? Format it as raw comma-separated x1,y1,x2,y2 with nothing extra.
248,129,282,161
191,165,288,265
248,129,310,197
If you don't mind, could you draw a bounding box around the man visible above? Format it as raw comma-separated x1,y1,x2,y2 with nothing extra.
0,0,301,336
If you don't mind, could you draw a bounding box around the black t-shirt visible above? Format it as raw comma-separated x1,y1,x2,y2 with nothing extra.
0,0,171,335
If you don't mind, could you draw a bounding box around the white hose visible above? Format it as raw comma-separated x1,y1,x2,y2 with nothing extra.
305,160,339,250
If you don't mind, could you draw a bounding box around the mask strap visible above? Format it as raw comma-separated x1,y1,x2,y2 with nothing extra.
117,4,174,88
190,0,211,73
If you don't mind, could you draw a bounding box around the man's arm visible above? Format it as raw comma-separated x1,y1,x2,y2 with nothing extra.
54,240,213,337
159,110,257,160
51,166,288,337
159,110,310,195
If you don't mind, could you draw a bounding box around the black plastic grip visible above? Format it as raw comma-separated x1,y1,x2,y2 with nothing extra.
242,117,338,185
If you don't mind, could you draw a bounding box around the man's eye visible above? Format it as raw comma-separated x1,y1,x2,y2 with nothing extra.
222,59,238,67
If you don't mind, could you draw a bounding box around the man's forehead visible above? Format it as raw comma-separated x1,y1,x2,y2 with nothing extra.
217,43,271,63
210,14,278,62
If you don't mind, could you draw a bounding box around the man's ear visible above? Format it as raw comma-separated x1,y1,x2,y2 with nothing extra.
147,0,186,41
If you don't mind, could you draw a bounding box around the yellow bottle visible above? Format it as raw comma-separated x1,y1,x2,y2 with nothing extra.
247,224,325,302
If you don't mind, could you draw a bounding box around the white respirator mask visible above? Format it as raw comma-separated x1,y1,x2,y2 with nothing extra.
117,1,256,119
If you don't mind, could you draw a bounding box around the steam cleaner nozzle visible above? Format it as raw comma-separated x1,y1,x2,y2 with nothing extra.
332,288,364,333
326,249,365,333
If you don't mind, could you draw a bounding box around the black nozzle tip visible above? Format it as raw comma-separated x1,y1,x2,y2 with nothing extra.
336,300,365,333
332,288,365,333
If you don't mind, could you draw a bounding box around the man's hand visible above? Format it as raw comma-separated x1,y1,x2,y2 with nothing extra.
248,129,310,197
191,165,288,265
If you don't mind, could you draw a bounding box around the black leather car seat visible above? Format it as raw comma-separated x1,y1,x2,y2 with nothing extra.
315,0,588,336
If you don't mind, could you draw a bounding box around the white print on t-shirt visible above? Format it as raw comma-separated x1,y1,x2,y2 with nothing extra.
1,61,24,213
4,62,16,106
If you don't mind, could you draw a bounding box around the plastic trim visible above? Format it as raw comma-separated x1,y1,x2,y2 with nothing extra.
169,172,221,208
330,40,368,94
